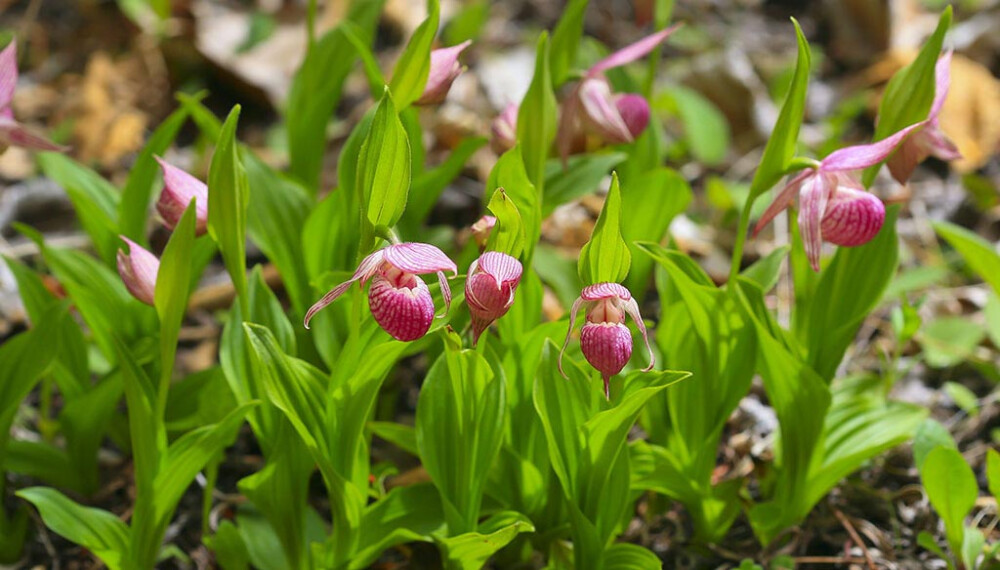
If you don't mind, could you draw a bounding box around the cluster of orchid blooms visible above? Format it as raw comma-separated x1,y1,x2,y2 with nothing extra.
2,28,959,396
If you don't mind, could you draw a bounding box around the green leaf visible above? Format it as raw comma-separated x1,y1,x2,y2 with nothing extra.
920,317,986,369
517,32,558,193
352,483,444,569
548,0,588,84
286,1,384,188
154,203,197,415
943,382,979,417
741,245,790,293
621,168,692,296
488,146,541,264
987,449,1000,505
37,152,121,266
920,446,977,555
119,106,190,243
579,172,630,284
913,419,957,470
747,18,810,203
933,220,1000,297
368,421,418,456
435,512,534,570
205,520,250,570
864,7,951,186
543,152,627,216
388,0,441,108
416,347,506,534
961,526,985,570
360,89,412,231
603,543,662,570
208,106,250,311
485,187,525,258
17,487,129,570
659,86,730,165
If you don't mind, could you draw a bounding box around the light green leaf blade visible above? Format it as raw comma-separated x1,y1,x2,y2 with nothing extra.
933,220,1000,297
920,446,977,555
517,33,557,193
388,0,441,108
485,187,525,258
207,106,250,310
360,89,412,231
579,172,630,284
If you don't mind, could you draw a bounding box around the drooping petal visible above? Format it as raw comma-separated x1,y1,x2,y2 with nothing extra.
797,174,833,271
436,270,453,315
557,86,585,165
0,116,67,152
490,104,518,154
752,169,814,237
820,122,922,172
820,185,885,247
580,282,631,302
579,78,634,144
622,297,655,372
929,51,953,119
587,24,681,77
383,243,458,276
155,156,209,235
368,274,436,341
614,93,651,139
558,295,587,378
303,250,386,328
0,41,16,110
116,236,160,306
581,322,633,398
416,40,472,106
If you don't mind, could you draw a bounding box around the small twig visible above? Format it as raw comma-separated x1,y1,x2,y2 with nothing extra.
794,556,871,565
833,507,877,570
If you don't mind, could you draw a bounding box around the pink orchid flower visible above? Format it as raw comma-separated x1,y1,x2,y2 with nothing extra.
117,237,159,306
753,122,923,271
415,41,472,106
470,214,497,248
490,104,518,154
885,52,961,184
557,25,679,163
559,282,655,399
0,42,66,152
304,243,457,342
465,251,523,344
155,157,209,236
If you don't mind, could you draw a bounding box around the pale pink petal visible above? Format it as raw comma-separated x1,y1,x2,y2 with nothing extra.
117,236,160,306
797,174,833,271
752,169,814,237
0,116,67,152
820,122,922,172
557,87,584,165
579,78,634,144
587,24,681,77
490,104,518,154
558,295,587,379
368,274,435,341
622,297,655,372
581,282,631,302
581,322,633,398
303,250,385,329
471,215,497,247
477,251,523,286
415,40,472,106
155,156,209,235
383,242,458,276
820,186,885,247
929,51,952,119
0,41,16,111
436,270,452,315
466,270,516,345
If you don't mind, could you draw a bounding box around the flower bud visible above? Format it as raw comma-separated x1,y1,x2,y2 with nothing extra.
155,157,209,236
465,252,522,344
490,104,518,154
415,41,472,106
470,215,497,249
116,236,159,306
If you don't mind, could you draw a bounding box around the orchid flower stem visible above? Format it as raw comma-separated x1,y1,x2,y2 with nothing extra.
376,226,403,245
728,197,755,287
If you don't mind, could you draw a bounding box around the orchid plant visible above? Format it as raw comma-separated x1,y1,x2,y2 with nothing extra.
0,2,983,569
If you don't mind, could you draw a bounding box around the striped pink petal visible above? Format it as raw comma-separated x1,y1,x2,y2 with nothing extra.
798,173,833,271
368,273,436,341
581,322,633,398
476,251,523,286
753,169,814,237
581,282,631,302
155,156,209,235
929,51,952,119
383,243,458,276
579,78,634,144
0,41,16,111
416,40,472,106
820,122,922,172
820,185,885,247
465,252,523,344
303,249,386,328
587,24,681,77
116,236,160,306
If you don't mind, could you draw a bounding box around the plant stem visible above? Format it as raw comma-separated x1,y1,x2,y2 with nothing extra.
728,198,754,287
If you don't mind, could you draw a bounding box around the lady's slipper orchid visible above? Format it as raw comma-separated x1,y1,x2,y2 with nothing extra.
557,26,678,163
470,215,496,248
559,282,654,398
415,41,472,106
885,52,961,184
465,252,522,344
490,104,518,154
304,243,457,342
116,237,159,306
0,42,66,152
155,157,209,236
753,122,922,271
